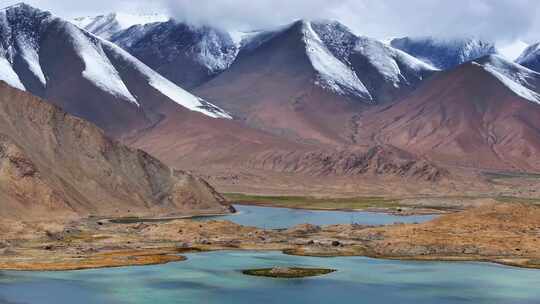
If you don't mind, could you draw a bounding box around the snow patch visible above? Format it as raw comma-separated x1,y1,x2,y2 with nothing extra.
17,37,46,85
66,23,138,106
354,38,438,87
102,39,231,119
191,28,238,73
0,56,25,90
302,21,372,100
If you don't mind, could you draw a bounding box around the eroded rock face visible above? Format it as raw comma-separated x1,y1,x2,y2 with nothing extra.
246,146,447,182
0,82,232,220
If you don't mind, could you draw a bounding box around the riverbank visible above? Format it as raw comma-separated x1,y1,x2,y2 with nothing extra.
1,202,540,271
224,193,508,215
0,248,187,271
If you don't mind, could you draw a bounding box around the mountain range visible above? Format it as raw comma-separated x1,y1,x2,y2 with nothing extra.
390,37,497,70
0,3,539,219
84,14,539,174
0,3,230,136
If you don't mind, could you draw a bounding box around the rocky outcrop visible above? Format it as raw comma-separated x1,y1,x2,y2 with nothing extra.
0,82,232,220
246,146,447,181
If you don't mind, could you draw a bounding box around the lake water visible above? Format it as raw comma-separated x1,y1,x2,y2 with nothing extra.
1,206,538,303
195,205,435,229
1,251,540,304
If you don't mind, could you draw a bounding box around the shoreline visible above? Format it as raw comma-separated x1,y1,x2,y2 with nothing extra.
106,210,237,224
232,201,452,216
0,248,189,271
2,203,540,272
2,247,540,272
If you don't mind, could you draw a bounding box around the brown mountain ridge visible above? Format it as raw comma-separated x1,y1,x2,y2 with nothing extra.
0,82,232,220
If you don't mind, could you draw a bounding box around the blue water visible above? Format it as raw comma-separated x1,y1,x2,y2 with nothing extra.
196,205,435,229
1,207,537,303
1,251,540,304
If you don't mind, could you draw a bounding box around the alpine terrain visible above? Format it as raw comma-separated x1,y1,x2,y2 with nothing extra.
0,3,230,136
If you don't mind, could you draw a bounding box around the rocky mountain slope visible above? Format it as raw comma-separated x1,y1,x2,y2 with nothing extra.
192,20,436,143
356,55,540,171
390,37,497,70
108,21,241,89
5,5,538,199
516,42,540,73
0,81,232,220
114,18,540,174
0,3,229,136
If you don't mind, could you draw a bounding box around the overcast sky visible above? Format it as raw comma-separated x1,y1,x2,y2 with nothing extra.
2,0,540,51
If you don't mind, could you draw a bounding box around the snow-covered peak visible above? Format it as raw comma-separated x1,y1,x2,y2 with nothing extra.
354,37,438,87
1,2,44,14
73,12,169,39
300,20,437,98
102,39,231,118
516,42,540,74
0,3,52,89
474,54,540,104
391,36,497,70
0,4,230,119
517,43,540,63
65,22,139,105
301,20,373,101
309,20,358,59
239,19,437,102
109,20,240,80
301,20,437,99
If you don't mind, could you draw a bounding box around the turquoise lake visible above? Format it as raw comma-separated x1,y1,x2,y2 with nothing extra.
195,204,435,228
1,206,538,303
1,251,540,304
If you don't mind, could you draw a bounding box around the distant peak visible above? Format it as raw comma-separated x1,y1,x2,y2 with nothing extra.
289,19,347,29
2,2,41,12
2,2,29,9
516,42,540,63
73,12,169,35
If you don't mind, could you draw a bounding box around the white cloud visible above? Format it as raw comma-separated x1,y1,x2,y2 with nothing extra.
498,40,530,61
2,0,540,43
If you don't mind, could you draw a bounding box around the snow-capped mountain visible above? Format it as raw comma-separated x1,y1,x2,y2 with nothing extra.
308,21,437,102
73,12,169,39
107,20,240,88
516,42,540,74
203,20,437,105
390,37,497,70
356,53,540,171
79,17,436,100
474,55,540,104
193,20,438,143
0,3,229,135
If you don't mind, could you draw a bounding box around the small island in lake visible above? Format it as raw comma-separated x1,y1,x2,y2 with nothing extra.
242,267,336,278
